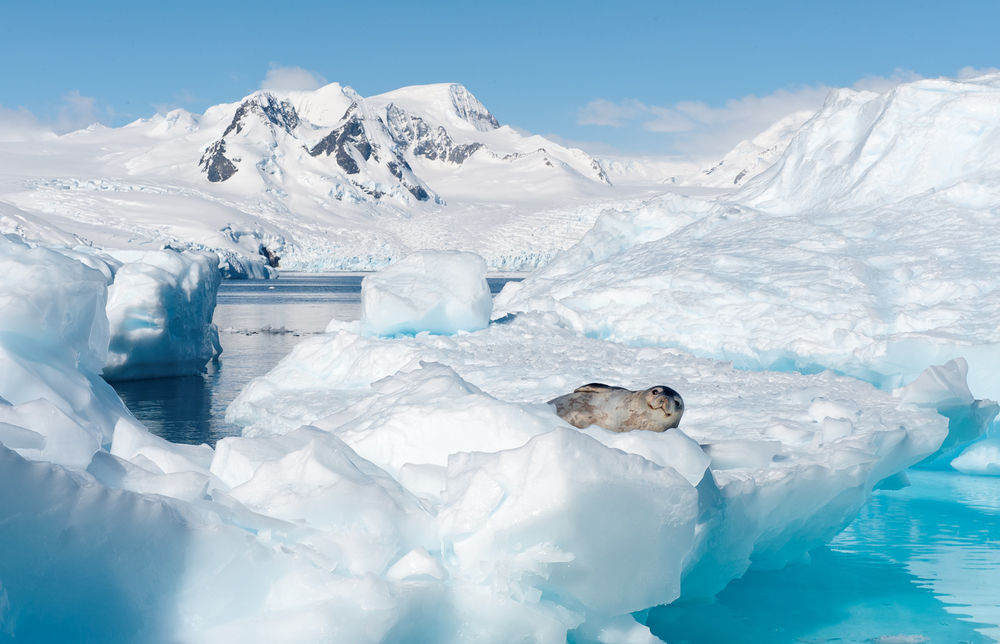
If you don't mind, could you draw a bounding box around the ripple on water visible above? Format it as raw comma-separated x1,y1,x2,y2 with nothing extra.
646,470,1000,644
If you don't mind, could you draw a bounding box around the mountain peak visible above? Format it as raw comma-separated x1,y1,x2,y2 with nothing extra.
447,83,500,131
369,83,500,133
223,93,300,138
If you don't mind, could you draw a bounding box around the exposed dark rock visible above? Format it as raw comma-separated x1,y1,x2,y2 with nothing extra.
258,244,280,268
356,184,386,200
308,105,374,175
407,184,429,201
337,147,360,174
224,94,300,138
307,104,433,202
591,160,612,185
448,142,483,164
199,140,238,183
385,103,483,165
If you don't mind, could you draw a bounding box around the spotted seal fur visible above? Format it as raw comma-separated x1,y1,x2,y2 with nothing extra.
548,383,684,432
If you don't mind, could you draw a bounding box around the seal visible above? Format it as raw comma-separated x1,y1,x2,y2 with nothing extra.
548,383,684,432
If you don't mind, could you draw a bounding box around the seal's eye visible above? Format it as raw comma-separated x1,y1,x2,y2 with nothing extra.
651,387,664,395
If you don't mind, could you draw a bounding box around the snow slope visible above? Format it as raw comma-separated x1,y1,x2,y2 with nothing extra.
497,73,1000,410
742,75,1000,212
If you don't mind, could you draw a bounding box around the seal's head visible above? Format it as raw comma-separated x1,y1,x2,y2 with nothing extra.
643,385,684,429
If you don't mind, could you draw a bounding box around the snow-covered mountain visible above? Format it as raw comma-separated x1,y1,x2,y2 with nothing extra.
188,81,613,202
11,74,998,275
0,82,621,272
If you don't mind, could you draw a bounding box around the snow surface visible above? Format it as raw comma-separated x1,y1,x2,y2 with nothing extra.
360,251,492,336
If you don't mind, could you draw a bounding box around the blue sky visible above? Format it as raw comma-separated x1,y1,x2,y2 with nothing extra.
1,0,998,157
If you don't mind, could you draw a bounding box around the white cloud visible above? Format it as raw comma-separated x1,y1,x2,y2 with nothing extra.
956,66,1000,79
260,65,327,92
576,98,649,127
0,105,48,142
54,90,103,133
642,105,696,133
575,71,930,158
0,91,112,140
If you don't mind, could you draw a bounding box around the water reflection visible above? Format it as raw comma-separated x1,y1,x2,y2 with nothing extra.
112,375,214,445
836,471,1000,642
646,471,1000,643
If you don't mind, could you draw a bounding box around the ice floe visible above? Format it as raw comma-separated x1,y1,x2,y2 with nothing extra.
101,249,222,380
218,312,954,638
360,250,492,337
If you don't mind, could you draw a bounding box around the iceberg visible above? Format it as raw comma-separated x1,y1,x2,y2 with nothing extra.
6,216,997,633
360,250,492,337
0,227,972,642
0,236,130,465
223,312,950,635
951,438,1000,476
0,237,223,461
101,249,223,380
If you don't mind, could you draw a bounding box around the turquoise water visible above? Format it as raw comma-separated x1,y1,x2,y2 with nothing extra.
646,470,1000,643
111,274,1000,642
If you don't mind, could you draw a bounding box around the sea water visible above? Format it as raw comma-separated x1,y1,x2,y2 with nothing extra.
112,273,518,445
646,470,1000,643
111,273,1000,643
